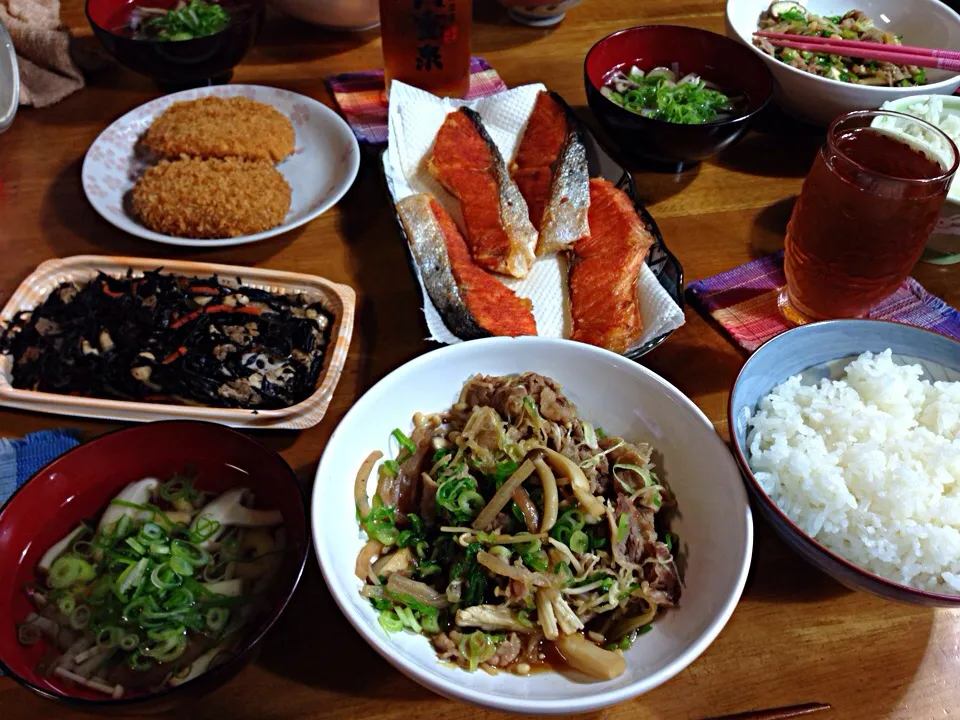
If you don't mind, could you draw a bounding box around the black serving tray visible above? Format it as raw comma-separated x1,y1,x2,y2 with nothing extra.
381,90,684,361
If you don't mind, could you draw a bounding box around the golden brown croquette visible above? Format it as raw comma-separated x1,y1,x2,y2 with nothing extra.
142,97,296,163
132,157,292,239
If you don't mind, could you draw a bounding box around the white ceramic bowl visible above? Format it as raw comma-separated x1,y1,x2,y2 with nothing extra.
268,0,379,30
881,93,960,264
725,0,960,125
312,337,753,714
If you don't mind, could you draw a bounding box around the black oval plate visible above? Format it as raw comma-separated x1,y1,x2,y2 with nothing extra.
381,90,684,361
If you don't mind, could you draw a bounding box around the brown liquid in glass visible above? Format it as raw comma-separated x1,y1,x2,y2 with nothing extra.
785,128,949,320
380,0,472,98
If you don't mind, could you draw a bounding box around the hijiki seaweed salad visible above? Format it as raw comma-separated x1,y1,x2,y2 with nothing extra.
0,270,332,409
16,475,285,698
354,373,681,680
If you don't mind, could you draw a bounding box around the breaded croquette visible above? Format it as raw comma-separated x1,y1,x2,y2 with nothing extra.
142,97,296,163
132,157,292,239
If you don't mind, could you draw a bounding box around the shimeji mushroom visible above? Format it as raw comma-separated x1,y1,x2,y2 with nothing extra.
96,478,160,536
37,525,87,573
190,488,283,549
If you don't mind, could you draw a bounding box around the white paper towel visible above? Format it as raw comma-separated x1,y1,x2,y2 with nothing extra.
384,81,685,351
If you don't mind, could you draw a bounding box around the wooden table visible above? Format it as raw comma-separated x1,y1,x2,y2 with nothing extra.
1,1,958,718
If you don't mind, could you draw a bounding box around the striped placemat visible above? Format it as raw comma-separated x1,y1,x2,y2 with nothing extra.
687,251,960,352
326,57,508,145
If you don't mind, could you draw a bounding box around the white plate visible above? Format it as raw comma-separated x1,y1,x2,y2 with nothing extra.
81,84,361,248
312,337,753,714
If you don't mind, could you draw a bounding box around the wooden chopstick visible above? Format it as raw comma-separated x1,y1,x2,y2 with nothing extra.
757,36,959,72
704,701,832,720
754,30,960,61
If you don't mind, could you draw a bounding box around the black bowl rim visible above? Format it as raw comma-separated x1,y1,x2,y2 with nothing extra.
583,23,774,131
0,419,309,708
85,0,264,42
727,318,960,605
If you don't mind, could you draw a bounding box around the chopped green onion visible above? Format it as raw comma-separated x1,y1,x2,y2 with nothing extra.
69,604,91,630
569,530,589,553
151,562,182,590
128,651,153,670
97,626,121,648
57,594,76,616
458,490,485,516
47,556,95,589
125,537,147,556
164,587,195,611
190,515,221,543
431,447,451,463
492,460,519,487
616,513,630,543
205,607,230,632
378,609,403,633
169,555,194,577
391,428,418,456
119,633,140,651
458,631,498,672
171,540,211,567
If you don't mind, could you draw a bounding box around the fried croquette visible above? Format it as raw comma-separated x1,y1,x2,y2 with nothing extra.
132,157,292,239
142,97,296,163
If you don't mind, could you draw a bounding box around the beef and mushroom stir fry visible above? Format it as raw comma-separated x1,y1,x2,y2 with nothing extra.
1,270,332,409
755,2,927,87
354,373,681,680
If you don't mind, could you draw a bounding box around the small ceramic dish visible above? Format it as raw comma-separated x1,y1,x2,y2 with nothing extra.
0,255,355,429
81,84,361,248
314,337,753,714
0,16,17,134
729,320,960,606
0,420,309,712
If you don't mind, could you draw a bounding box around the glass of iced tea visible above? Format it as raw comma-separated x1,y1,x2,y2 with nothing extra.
379,0,472,99
779,110,959,324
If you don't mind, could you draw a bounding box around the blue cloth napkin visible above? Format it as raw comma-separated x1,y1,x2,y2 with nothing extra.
0,429,81,506
0,429,80,678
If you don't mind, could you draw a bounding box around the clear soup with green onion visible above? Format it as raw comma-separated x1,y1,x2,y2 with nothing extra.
600,64,746,125
16,476,284,698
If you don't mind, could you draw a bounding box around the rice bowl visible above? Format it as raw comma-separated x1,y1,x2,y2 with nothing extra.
747,350,960,594
729,320,960,606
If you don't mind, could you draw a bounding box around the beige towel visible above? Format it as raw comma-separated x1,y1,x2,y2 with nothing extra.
0,0,83,107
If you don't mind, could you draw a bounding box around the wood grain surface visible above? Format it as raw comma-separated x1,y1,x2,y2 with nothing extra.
1,1,958,718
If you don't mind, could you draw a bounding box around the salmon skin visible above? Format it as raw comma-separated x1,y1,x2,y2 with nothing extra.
569,178,656,354
396,193,537,339
512,91,590,256
428,108,538,279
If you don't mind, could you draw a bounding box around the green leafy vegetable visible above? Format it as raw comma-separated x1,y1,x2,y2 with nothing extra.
139,0,232,42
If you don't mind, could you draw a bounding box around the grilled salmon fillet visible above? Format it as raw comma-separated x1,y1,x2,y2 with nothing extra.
512,91,590,256
396,193,537,339
428,108,538,279
569,178,656,354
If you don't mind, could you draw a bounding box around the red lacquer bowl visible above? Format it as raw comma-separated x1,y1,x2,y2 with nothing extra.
85,0,264,90
584,25,773,168
0,421,307,713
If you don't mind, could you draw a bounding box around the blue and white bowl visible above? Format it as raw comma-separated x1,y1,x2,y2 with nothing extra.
728,319,960,606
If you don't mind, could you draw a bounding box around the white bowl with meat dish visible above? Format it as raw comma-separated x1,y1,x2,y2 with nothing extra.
725,0,960,125
312,337,752,714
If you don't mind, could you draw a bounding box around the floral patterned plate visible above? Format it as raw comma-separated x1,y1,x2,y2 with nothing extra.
81,84,361,248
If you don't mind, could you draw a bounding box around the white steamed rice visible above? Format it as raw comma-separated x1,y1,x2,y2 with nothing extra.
747,350,960,594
